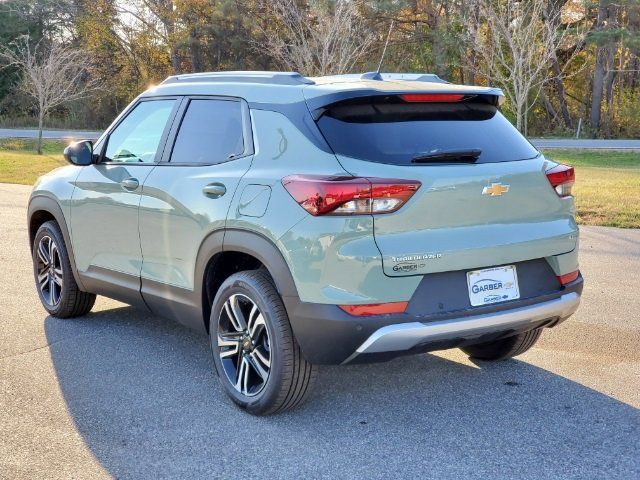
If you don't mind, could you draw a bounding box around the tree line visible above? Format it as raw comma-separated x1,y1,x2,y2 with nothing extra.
0,0,638,140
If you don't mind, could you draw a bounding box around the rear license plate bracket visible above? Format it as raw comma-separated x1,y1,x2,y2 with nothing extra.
467,265,520,307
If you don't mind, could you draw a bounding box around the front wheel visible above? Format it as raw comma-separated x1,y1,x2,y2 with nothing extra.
461,328,543,360
32,221,96,318
209,270,316,415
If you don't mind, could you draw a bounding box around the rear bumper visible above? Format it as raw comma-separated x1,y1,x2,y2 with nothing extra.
283,275,583,365
341,291,579,364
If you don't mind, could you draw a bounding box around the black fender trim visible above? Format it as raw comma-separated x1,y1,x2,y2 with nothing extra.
191,228,302,334
221,229,298,299
27,195,86,291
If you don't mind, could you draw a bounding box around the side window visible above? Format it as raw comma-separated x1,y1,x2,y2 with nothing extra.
104,99,176,163
170,99,244,164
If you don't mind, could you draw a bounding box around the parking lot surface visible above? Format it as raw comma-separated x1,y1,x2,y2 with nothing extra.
1,182,638,479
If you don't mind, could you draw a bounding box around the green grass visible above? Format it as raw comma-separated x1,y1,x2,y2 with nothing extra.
0,138,67,185
0,140,638,228
541,149,640,169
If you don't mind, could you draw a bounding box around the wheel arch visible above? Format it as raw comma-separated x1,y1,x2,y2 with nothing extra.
27,195,86,291
195,228,299,333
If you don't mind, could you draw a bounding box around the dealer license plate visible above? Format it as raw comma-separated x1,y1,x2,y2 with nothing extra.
467,265,520,307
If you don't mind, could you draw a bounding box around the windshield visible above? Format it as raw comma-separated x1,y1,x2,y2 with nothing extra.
316,97,539,165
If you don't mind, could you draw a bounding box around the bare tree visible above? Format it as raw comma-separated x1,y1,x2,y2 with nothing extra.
0,35,99,154
462,0,584,133
254,0,376,76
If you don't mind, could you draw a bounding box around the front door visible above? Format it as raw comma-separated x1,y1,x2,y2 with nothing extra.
70,98,179,303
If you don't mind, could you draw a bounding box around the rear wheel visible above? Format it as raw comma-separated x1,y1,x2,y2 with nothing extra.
210,270,316,415
461,328,542,360
32,221,96,318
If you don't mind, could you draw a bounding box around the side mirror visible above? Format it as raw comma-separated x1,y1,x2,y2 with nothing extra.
63,140,94,166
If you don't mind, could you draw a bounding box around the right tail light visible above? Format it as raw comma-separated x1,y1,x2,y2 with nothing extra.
546,164,575,197
557,270,580,286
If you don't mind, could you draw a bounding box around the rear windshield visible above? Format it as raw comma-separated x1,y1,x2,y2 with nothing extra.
316,96,539,165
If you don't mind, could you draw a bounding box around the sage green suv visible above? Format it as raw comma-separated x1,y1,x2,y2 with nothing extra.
28,71,582,414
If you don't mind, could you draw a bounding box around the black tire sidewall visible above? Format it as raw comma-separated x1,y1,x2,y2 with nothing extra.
462,328,542,360
209,271,291,413
32,221,73,317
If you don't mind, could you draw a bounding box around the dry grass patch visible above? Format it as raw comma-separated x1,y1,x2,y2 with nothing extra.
542,149,640,228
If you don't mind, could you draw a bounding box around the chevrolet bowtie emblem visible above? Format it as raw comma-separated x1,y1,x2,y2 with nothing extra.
482,183,510,196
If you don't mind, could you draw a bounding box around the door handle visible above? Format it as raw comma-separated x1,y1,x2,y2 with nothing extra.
121,178,139,190
203,183,226,198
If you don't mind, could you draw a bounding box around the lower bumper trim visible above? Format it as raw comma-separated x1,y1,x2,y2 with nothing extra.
342,292,580,364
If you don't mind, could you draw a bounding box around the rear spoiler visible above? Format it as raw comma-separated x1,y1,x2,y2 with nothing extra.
307,90,506,121
304,87,505,116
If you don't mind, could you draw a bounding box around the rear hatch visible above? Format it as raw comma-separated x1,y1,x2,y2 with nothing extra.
314,93,578,277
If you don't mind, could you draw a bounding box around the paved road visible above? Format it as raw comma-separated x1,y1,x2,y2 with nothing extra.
1,127,639,150
0,128,102,140
1,182,638,479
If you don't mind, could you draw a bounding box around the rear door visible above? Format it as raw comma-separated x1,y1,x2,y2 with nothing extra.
138,96,253,311
315,95,578,277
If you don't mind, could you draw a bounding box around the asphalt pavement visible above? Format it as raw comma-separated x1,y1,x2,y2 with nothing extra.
1,182,639,479
1,127,639,150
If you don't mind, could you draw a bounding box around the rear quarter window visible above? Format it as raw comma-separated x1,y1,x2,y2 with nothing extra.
316,97,539,165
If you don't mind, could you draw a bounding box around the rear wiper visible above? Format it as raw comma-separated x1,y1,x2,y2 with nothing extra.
411,149,482,164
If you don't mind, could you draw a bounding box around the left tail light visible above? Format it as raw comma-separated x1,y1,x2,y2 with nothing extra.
546,164,575,197
282,175,421,216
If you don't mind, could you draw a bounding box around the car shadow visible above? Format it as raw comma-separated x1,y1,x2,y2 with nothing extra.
45,306,639,479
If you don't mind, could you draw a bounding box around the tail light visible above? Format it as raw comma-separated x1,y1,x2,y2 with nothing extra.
339,302,408,316
282,175,421,216
557,270,579,286
546,164,575,197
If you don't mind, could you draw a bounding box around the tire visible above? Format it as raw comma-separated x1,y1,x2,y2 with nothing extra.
32,221,96,318
209,270,316,415
461,328,543,361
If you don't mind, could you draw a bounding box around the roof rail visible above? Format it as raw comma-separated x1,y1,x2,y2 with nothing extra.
360,71,384,80
378,73,449,84
161,71,315,86
318,72,449,84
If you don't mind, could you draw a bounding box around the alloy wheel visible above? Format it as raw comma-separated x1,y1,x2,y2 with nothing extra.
36,235,63,307
217,294,271,396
